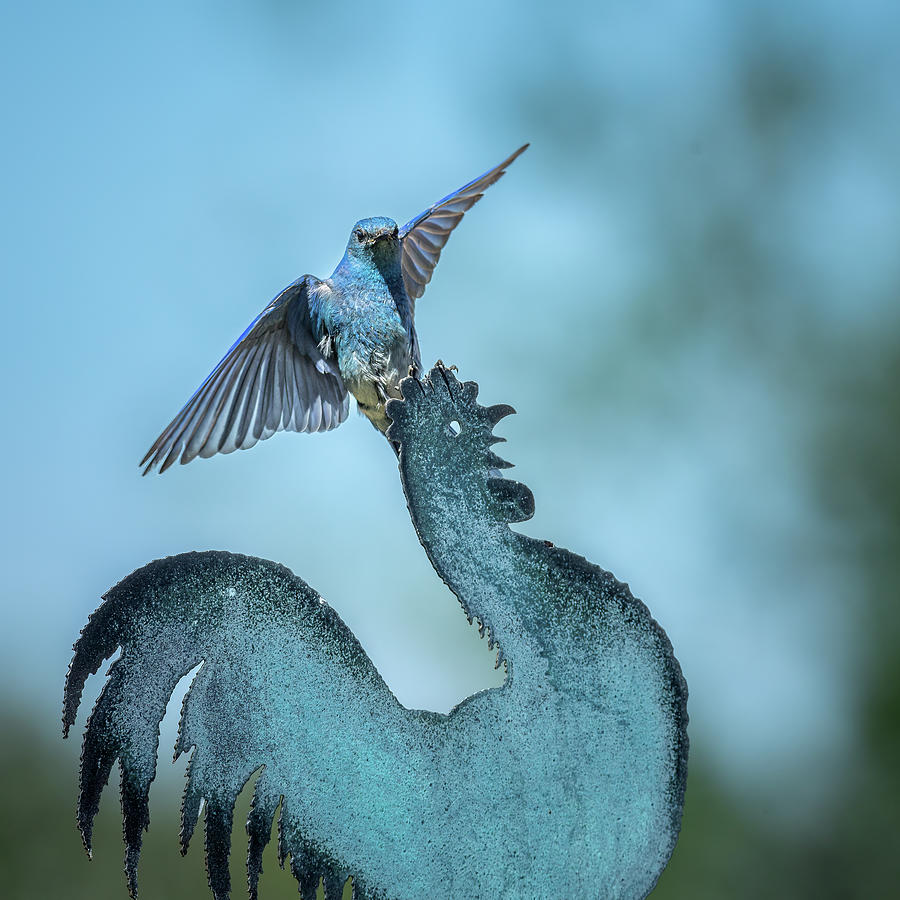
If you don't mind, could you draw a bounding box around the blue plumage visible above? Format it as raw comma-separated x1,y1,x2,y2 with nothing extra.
141,145,528,474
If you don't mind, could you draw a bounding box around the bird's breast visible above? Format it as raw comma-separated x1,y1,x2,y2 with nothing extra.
335,310,414,433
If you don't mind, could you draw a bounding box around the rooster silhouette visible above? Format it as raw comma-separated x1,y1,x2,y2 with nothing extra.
64,364,688,900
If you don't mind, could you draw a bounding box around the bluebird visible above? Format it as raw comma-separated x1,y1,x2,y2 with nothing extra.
140,144,528,474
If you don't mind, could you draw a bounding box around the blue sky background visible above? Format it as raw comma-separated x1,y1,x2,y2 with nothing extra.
2,2,900,894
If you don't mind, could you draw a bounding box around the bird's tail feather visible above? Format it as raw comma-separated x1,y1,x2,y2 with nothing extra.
63,551,372,900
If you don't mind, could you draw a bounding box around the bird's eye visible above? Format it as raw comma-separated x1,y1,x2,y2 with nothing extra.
354,229,365,243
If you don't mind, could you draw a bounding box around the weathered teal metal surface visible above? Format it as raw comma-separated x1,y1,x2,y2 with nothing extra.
64,364,688,899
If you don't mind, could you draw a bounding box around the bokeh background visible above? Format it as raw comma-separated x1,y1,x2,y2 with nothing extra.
2,1,898,897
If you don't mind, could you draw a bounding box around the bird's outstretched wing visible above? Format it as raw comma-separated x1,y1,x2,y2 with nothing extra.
140,275,348,475
399,144,528,303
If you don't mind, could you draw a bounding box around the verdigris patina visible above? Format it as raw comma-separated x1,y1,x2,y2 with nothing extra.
64,364,688,899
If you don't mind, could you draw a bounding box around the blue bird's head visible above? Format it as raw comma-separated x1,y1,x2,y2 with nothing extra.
345,216,400,264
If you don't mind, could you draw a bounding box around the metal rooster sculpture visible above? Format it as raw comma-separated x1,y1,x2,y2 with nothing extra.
64,364,688,900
